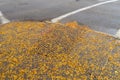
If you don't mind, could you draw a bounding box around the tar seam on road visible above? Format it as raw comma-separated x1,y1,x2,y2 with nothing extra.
0,11,10,24
51,0,118,23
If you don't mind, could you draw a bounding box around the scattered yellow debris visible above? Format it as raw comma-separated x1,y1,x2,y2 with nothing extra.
0,21,120,80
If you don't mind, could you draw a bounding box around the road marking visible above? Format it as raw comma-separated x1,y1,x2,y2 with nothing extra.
115,29,120,39
0,11,10,24
98,0,110,1
51,0,118,23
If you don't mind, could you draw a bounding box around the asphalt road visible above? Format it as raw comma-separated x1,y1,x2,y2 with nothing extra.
0,0,120,35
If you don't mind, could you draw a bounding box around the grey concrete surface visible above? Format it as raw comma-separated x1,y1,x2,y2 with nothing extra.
61,0,120,35
0,0,119,35
0,0,98,21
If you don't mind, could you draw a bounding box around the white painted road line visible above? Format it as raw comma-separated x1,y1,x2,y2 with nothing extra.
115,29,120,39
98,0,109,1
0,11,10,24
51,0,118,23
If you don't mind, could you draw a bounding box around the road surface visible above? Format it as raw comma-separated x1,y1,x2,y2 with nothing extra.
0,0,120,35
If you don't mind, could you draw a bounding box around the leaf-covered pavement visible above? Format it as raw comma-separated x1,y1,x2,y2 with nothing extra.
0,21,120,80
